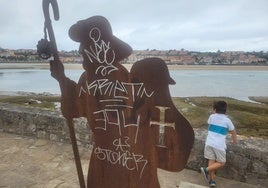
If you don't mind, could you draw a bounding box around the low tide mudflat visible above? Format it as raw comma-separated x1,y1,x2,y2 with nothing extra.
0,92,267,139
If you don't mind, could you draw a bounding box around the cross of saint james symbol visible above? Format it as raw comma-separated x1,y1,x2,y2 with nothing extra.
150,106,175,148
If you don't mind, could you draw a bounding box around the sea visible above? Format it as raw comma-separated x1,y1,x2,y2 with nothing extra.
0,68,267,102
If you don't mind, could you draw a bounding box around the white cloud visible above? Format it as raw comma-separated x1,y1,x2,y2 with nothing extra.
1,0,268,52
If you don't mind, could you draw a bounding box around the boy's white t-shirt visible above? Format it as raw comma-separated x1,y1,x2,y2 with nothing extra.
205,113,235,151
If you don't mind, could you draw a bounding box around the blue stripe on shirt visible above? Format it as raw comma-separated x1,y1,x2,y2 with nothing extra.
209,124,228,135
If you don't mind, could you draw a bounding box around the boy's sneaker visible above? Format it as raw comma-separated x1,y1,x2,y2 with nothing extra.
209,180,216,187
200,167,209,182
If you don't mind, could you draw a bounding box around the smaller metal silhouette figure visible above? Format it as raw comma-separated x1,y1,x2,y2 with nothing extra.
130,57,194,171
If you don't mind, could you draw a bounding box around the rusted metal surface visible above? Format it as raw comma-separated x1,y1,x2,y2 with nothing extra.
37,1,85,187
39,2,194,186
37,0,59,61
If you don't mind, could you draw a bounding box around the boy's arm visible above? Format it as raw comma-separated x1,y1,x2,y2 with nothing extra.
230,130,238,144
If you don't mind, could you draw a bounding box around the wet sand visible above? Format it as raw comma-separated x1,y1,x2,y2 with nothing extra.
1,62,268,71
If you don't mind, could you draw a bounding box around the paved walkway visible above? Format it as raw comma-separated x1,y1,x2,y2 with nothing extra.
0,132,262,188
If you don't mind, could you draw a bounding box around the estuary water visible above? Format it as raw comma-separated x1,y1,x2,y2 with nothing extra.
0,68,267,101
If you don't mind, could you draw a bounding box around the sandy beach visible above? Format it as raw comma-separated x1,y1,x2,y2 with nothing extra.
1,62,268,71
166,64,268,71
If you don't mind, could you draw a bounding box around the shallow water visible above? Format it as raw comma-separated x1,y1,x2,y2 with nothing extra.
0,68,267,101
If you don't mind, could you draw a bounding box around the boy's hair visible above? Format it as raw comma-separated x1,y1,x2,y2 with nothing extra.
213,100,227,114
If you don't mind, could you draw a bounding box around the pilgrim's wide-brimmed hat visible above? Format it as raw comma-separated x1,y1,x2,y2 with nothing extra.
69,15,132,61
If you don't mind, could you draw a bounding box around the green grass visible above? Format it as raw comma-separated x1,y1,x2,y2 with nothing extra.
0,95,267,138
0,95,61,110
173,97,268,139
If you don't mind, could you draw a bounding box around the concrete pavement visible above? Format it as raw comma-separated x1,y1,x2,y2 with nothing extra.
0,132,263,188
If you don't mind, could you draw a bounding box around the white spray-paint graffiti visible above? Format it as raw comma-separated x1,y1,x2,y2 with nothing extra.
79,78,151,178
79,26,159,179
94,109,141,142
79,79,154,101
83,27,117,76
94,136,148,179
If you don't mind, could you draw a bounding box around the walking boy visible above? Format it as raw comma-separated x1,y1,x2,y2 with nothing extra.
201,100,237,187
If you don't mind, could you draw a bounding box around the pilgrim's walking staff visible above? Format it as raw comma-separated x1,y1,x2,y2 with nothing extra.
37,0,86,187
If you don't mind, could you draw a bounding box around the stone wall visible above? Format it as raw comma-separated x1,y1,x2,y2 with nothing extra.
0,103,92,147
0,103,267,187
187,129,268,187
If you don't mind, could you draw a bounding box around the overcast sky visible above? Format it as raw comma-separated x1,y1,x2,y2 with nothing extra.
1,0,268,52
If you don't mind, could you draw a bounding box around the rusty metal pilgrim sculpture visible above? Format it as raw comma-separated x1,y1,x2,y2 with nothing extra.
37,0,194,187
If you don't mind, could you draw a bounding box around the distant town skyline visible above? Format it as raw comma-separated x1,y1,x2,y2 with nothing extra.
1,48,267,66
1,0,268,52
